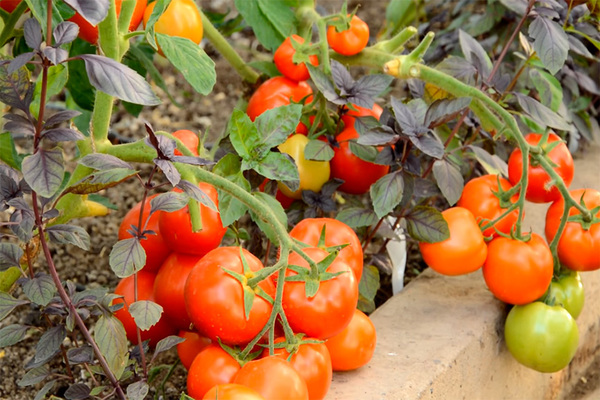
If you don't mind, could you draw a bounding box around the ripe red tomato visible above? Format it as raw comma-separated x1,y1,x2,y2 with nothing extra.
158,182,226,256
177,330,211,370
246,76,313,123
419,207,487,276
154,253,203,330
325,309,376,371
187,343,241,399
457,174,519,237
69,0,147,44
173,129,199,156
282,247,358,340
545,188,600,271
0,0,21,13
233,356,309,400
274,35,319,82
143,0,203,46
508,132,574,203
327,15,369,56
184,247,276,345
203,384,265,400
289,218,364,281
118,193,171,273
330,123,390,195
113,271,177,346
262,337,332,400
483,233,553,305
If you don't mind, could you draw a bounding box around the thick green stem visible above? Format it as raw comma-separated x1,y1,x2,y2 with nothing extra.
316,17,331,74
330,47,396,69
199,10,259,84
98,0,120,60
373,26,418,54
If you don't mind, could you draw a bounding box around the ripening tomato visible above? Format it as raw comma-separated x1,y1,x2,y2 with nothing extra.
507,132,574,203
457,174,519,237
154,253,203,330
118,194,171,273
274,35,319,82
113,271,177,346
184,247,276,345
277,134,331,199
158,182,226,256
545,188,600,271
0,0,21,13
187,343,241,399
246,76,313,123
177,330,211,370
173,129,199,156
282,247,358,339
327,15,369,56
325,309,376,371
548,272,585,319
262,337,332,400
69,0,147,44
504,302,579,373
289,218,363,281
234,356,309,400
419,207,487,276
203,384,266,400
143,0,203,50
483,233,553,305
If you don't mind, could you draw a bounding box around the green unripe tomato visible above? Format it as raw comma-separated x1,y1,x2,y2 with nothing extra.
505,302,579,373
549,272,584,319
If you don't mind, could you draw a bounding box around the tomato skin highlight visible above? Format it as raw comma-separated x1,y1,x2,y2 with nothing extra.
113,271,177,346
327,15,369,56
545,188,600,271
483,233,553,305
246,76,313,122
202,383,266,400
158,182,226,256
504,302,579,373
118,194,171,273
274,35,319,82
184,247,275,345
187,343,241,399
325,309,376,371
457,174,519,237
419,207,487,276
289,218,364,281
233,356,309,400
177,330,211,370
507,132,574,203
0,0,21,13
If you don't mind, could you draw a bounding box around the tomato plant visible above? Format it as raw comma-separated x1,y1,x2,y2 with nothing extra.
233,356,309,400
419,207,487,276
158,182,226,256
545,188,600,271
143,0,203,47
327,15,369,56
187,343,241,399
504,302,579,373
508,133,574,203
274,35,319,82
483,233,553,305
456,174,519,237
184,247,276,344
325,309,376,371
289,218,364,281
548,272,585,319
203,384,266,400
177,330,212,370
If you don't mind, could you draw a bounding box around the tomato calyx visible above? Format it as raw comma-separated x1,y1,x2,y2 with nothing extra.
289,36,319,66
286,248,347,298
266,333,325,361
217,338,260,368
324,3,356,33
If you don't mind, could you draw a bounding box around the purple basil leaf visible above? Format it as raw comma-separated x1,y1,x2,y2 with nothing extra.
356,131,398,146
154,159,180,186
79,54,161,106
528,16,568,75
42,47,69,66
23,18,42,50
109,237,146,278
404,205,449,243
4,117,35,137
66,346,93,364
46,224,91,250
43,110,81,128
424,97,471,128
370,171,404,218
53,21,79,46
436,56,477,85
64,383,91,400
152,335,185,362
21,149,64,198
42,208,59,219
568,35,595,59
458,29,492,79
34,325,66,365
17,365,49,387
144,134,175,160
331,60,355,93
42,128,85,142
351,74,394,108
7,52,35,74
307,64,339,103
149,191,188,214
78,153,133,171
303,139,334,161
514,92,571,131
408,131,445,159
63,0,109,26
176,179,218,212
0,324,29,347
432,159,463,206
390,97,420,135
9,209,34,242
336,207,378,228
22,273,56,306
0,243,23,271
172,155,215,166
0,58,34,111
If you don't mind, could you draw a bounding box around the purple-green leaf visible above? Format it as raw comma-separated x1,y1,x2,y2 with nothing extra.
0,324,29,347
24,18,42,50
370,171,404,218
336,207,379,228
0,243,23,271
109,238,146,278
63,0,109,26
432,159,464,206
78,153,133,170
129,300,163,331
94,315,128,379
405,205,449,243
528,16,568,75
34,325,66,365
21,149,64,198
22,273,56,306
46,224,91,250
53,21,79,46
42,127,85,142
176,180,217,212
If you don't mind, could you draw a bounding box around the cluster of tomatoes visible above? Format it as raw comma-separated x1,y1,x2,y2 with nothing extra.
114,131,377,399
418,131,600,372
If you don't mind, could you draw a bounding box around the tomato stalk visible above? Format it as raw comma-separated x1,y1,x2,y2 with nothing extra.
373,26,418,54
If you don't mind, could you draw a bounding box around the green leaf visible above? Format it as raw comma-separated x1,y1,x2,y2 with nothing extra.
249,192,287,244
304,139,334,161
152,335,185,362
0,324,29,347
33,379,56,400
67,168,138,195
432,159,463,206
66,38,97,111
336,207,379,228
22,274,56,306
529,16,568,75
144,0,172,48
349,141,379,163
0,243,24,271
212,154,250,227
0,54,32,111
405,206,449,243
228,109,262,160
0,267,22,293
24,0,64,41
255,104,302,148
529,69,562,112
234,0,296,51
129,300,163,331
157,34,216,96
18,365,50,387
370,171,404,218
30,64,68,118
468,145,508,177
358,265,380,314
127,381,149,400
252,152,299,192
514,93,571,131
109,238,146,278
94,315,128,380
0,132,23,170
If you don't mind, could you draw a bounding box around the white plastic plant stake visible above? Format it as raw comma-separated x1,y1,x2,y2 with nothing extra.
385,217,407,295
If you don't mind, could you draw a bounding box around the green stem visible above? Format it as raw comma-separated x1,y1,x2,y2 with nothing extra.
98,0,120,60
316,17,331,74
373,26,418,54
330,47,396,69
118,0,136,35
199,10,259,84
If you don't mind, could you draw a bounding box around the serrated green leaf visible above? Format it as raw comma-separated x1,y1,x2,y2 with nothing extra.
30,64,68,118
304,139,334,161
529,69,562,112
0,132,23,170
249,192,287,244
46,224,91,251
370,171,404,218
255,104,302,148
129,300,163,331
228,109,262,160
251,152,299,192
234,0,295,51
212,154,250,226
95,315,128,379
